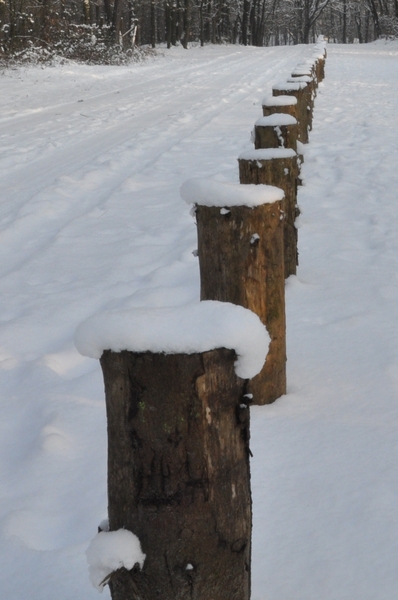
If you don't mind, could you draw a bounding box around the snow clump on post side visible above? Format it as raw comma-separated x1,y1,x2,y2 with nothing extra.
75,301,270,380
86,529,146,592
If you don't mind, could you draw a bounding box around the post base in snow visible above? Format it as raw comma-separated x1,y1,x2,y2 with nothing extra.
196,204,286,405
100,348,252,600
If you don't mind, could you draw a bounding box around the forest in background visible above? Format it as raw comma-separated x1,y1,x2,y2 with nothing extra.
1,0,397,64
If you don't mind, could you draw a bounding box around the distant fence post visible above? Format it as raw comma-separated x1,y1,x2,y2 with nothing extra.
272,80,310,145
75,302,270,600
181,180,286,405
238,148,299,278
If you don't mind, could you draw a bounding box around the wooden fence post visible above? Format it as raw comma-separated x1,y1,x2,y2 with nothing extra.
238,148,299,278
181,179,286,405
272,80,310,145
76,302,270,600
287,75,315,133
254,114,298,151
262,95,297,119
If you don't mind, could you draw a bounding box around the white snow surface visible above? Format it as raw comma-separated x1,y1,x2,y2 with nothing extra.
262,95,297,106
272,80,306,91
180,177,284,206
2,40,398,600
86,529,145,591
255,113,297,127
75,301,270,379
239,148,297,161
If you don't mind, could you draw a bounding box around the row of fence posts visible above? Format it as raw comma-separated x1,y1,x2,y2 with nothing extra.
78,39,327,600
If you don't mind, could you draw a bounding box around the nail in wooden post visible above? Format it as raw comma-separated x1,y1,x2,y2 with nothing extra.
238,148,299,278
181,180,286,405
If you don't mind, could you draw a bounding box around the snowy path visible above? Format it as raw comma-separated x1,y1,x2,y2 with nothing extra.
1,41,398,600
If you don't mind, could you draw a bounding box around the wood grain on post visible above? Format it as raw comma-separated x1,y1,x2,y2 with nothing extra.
100,347,252,600
238,148,299,278
187,181,286,405
254,114,298,152
272,80,310,144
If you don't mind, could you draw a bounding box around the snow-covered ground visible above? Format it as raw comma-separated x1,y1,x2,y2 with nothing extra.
1,40,398,599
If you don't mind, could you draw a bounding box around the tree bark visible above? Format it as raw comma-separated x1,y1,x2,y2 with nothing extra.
100,347,252,600
197,203,286,405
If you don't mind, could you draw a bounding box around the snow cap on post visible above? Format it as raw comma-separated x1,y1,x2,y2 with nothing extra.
75,301,270,379
238,147,297,161
262,95,297,107
273,80,307,92
255,114,297,127
180,177,284,207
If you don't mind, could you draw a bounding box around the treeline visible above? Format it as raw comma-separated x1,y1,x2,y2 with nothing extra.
1,0,397,61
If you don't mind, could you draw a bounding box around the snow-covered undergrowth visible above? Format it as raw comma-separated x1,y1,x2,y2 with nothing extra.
1,40,398,599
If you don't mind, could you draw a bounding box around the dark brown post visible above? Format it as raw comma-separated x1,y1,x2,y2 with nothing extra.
197,204,286,404
100,346,252,600
272,80,310,144
254,114,298,152
182,180,286,404
262,95,297,119
313,53,326,82
238,148,299,278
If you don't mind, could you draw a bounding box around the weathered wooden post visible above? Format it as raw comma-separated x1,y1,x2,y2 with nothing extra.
254,113,298,152
313,43,327,82
272,80,310,145
238,148,299,278
75,302,269,600
181,179,286,405
287,75,315,133
262,95,297,119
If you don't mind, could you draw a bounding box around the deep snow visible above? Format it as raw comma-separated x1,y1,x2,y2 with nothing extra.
1,40,398,599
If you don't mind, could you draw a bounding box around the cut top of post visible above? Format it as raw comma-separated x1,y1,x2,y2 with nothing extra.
75,301,270,380
180,178,284,207
238,147,297,161
255,114,297,127
262,95,298,107
287,75,313,84
291,67,313,77
273,80,308,92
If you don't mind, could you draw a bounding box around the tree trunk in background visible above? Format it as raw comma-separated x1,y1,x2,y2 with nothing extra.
100,348,252,600
151,0,156,47
242,0,250,45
